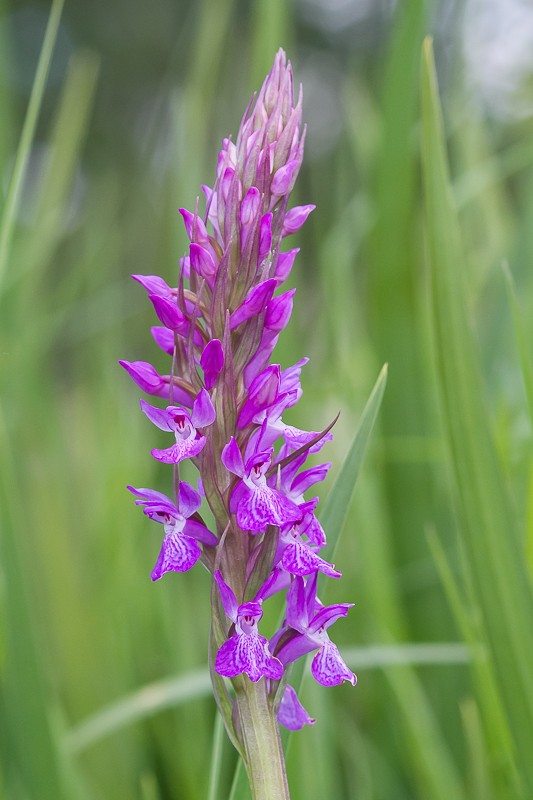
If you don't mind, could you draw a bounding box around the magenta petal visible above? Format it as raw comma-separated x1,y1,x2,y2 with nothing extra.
200,339,224,390
229,279,277,330
271,159,298,195
240,186,261,228
177,481,202,516
149,294,188,332
238,364,280,428
291,463,331,496
184,519,217,546
191,389,216,428
215,633,283,682
140,399,173,432
258,213,273,262
236,485,300,531
309,603,354,634
127,485,174,506
179,208,209,245
286,575,309,631
119,360,164,394
311,642,357,687
265,289,295,333
214,570,239,622
221,437,245,478
190,243,217,283
151,326,175,355
151,436,206,464
132,273,172,297
281,205,315,237
281,542,341,578
151,531,201,579
278,685,316,731
275,248,299,284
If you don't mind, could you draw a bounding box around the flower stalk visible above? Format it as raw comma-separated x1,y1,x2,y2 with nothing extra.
121,49,356,799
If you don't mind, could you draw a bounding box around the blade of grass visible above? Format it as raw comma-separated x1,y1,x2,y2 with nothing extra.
421,36,533,795
63,640,466,756
207,713,226,800
0,0,64,292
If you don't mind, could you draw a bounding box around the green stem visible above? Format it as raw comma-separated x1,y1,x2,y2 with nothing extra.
235,679,290,800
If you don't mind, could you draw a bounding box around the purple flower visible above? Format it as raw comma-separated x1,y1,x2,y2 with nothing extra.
277,518,341,578
122,50,358,760
128,482,217,580
275,574,357,687
278,685,315,731
214,571,284,683
141,389,215,464
222,437,301,531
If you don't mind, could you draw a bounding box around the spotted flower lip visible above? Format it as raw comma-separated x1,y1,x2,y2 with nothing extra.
277,519,341,578
214,571,284,683
140,389,215,464
128,483,217,580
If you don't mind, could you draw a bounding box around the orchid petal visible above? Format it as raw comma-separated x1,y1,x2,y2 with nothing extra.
214,570,238,622
281,204,315,237
151,436,206,464
215,633,283,682
278,685,315,731
140,399,174,432
221,437,245,478
236,485,300,531
177,481,202,517
151,326,175,355
200,339,224,390
191,389,216,428
183,519,217,546
311,642,357,687
229,279,276,330
151,531,201,580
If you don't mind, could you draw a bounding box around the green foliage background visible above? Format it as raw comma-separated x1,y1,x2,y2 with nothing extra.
1,1,533,798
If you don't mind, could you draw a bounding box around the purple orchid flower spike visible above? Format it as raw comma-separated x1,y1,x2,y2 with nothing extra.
141,389,215,464
121,50,360,799
275,574,357,687
128,483,217,580
214,571,284,683
222,437,301,531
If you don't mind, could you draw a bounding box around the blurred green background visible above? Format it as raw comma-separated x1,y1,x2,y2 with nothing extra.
2,0,533,798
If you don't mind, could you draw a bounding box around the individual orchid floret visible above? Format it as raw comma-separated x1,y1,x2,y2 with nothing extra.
200,339,224,390
128,482,217,580
281,204,315,237
278,685,316,731
214,571,284,683
141,388,215,464
275,574,357,687
119,359,194,406
222,437,301,531
277,519,341,578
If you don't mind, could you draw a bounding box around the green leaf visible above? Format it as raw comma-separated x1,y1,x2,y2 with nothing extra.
421,36,533,795
0,0,65,293
320,363,387,566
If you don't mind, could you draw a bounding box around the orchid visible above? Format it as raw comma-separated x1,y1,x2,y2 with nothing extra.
121,49,357,799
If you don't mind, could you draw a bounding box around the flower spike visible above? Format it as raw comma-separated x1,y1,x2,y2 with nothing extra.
121,49,358,798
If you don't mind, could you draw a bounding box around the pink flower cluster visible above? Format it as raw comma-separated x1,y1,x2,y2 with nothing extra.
121,50,355,733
